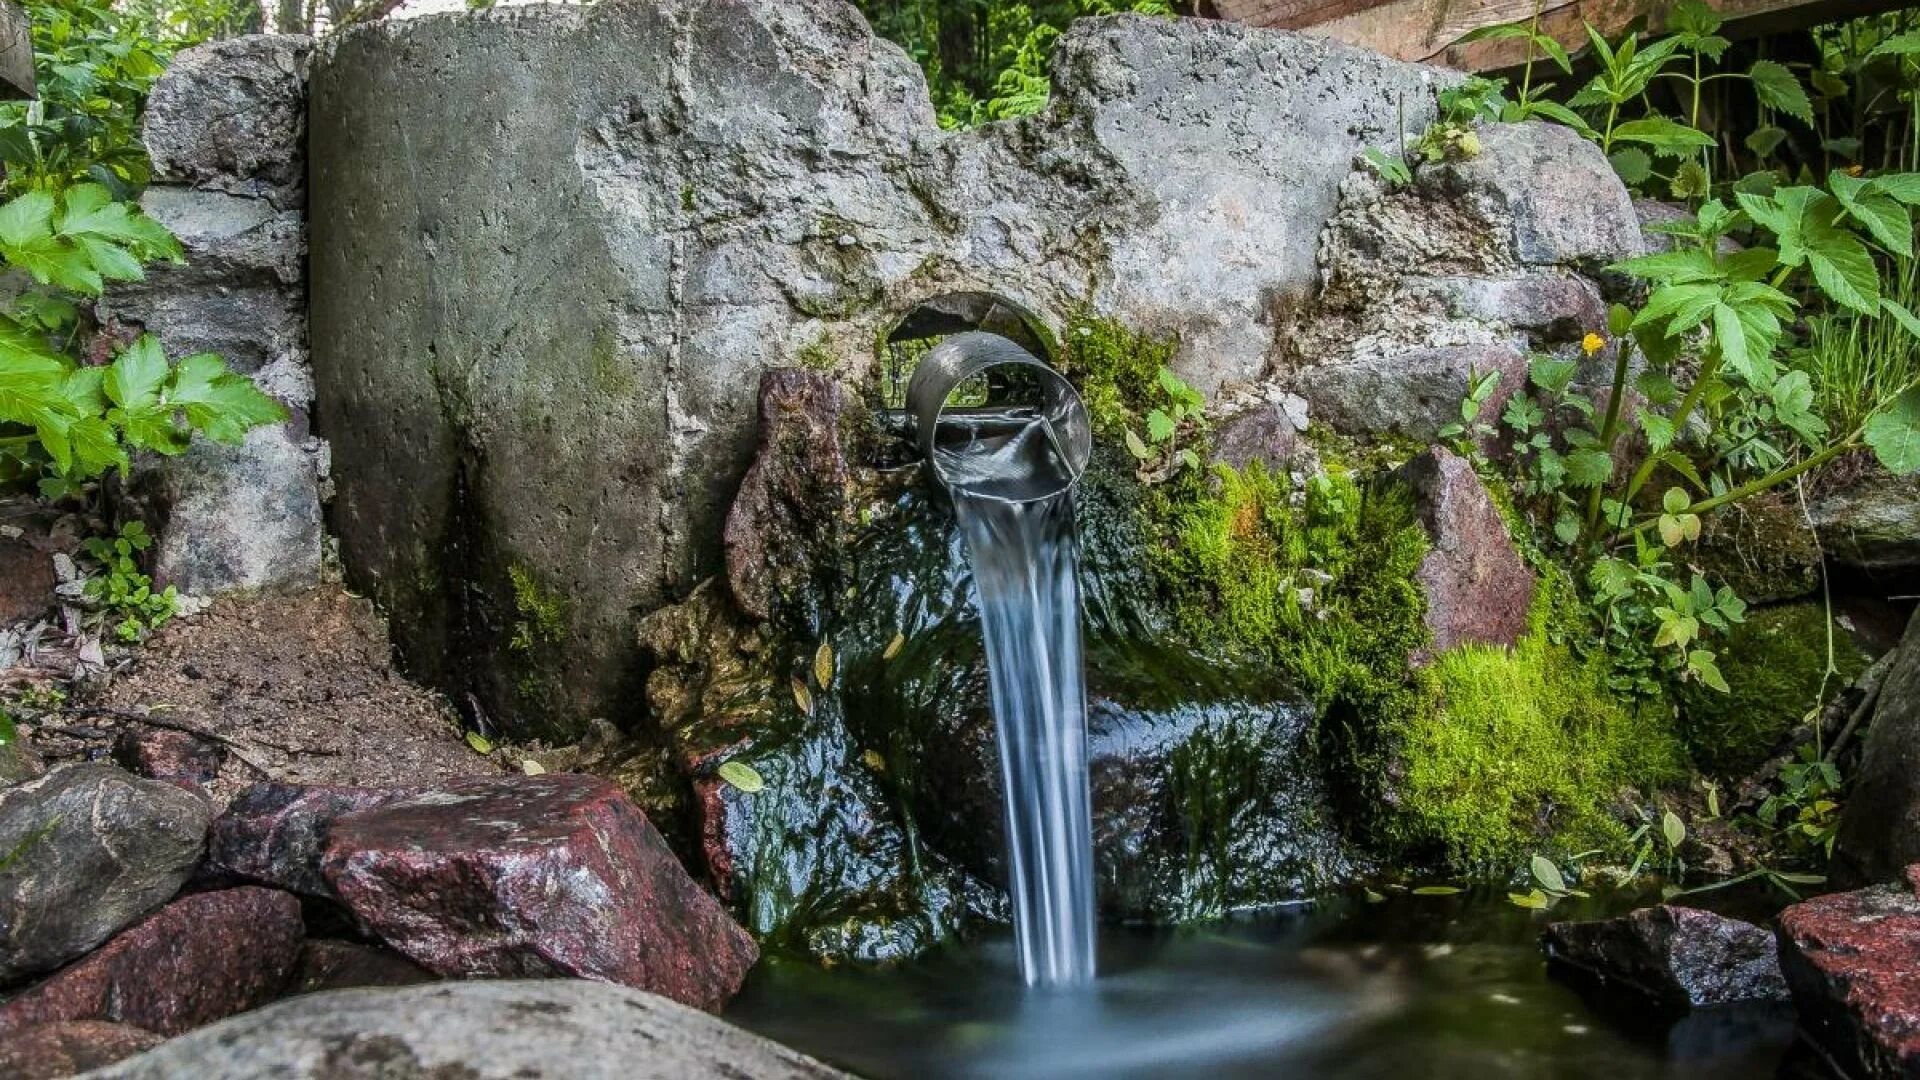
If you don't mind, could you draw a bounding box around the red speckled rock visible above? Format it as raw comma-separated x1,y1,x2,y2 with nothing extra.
112,729,224,793
208,782,417,897
320,773,758,1010
1777,871,1920,1078
0,1021,162,1078
1395,446,1535,663
0,887,302,1037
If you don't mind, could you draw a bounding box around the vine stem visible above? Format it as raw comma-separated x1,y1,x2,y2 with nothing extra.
1582,337,1639,540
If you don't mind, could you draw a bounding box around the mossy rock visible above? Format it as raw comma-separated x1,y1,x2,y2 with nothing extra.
1676,603,1870,777
1692,494,1821,605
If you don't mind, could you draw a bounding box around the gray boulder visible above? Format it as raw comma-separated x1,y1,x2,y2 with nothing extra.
1809,473,1920,574
90,979,851,1079
1297,343,1528,443
0,765,211,982
306,0,1448,737
1428,122,1644,267
106,33,323,599
1837,610,1920,884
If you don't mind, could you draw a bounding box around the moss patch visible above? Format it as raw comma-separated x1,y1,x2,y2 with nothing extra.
1397,591,1688,865
507,564,566,653
1675,602,1869,776
1054,307,1179,436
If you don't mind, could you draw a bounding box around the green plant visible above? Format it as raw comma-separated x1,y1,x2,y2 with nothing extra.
1508,852,1593,909
1756,744,1847,861
1120,366,1205,480
81,520,176,641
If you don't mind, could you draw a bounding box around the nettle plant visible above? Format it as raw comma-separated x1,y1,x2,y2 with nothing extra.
1121,366,1207,481
1471,179,1920,694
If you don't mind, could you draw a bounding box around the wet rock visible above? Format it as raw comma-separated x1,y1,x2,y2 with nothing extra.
724,370,851,622
1210,396,1309,473
1395,446,1535,661
141,34,311,199
0,735,44,788
0,1021,163,1079
112,728,224,793
0,886,302,1036
1776,872,1920,1077
289,939,433,995
1428,122,1643,267
89,979,851,1079
0,765,211,982
1542,905,1789,1013
1294,343,1528,442
1810,473,1920,574
319,773,757,1010
310,0,1449,738
1836,610,1920,884
207,781,416,898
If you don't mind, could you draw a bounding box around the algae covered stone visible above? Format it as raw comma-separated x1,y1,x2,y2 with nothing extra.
1675,603,1868,777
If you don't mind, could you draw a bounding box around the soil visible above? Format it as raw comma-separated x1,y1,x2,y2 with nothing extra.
23,585,501,805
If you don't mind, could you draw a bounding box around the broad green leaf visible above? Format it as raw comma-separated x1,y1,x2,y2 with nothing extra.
1639,412,1674,452
1748,60,1812,124
1145,408,1176,442
1662,487,1689,514
1662,809,1687,849
1870,30,1920,58
1412,885,1463,896
1869,173,1920,205
1611,117,1716,157
1613,249,1719,284
66,417,124,478
167,355,284,443
1531,855,1567,893
105,335,168,410
0,191,55,249
1607,147,1653,185
1123,429,1151,461
1865,387,1920,474
717,760,766,794
1830,170,1913,257
1509,889,1550,910
1528,356,1578,394
1881,297,1920,341
465,730,494,754
1566,447,1614,488
1806,232,1880,314
1744,125,1788,158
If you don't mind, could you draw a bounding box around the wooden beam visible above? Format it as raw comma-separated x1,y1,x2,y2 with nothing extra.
1212,0,1908,70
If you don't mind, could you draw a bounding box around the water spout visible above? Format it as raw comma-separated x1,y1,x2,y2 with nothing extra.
907,332,1096,989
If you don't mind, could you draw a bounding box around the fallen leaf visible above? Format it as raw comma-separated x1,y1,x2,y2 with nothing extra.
465,731,494,755
882,632,905,661
861,749,886,772
718,760,765,793
814,642,834,688
792,676,814,716
521,759,546,776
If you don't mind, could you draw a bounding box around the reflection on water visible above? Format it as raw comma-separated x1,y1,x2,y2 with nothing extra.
726,890,1802,1080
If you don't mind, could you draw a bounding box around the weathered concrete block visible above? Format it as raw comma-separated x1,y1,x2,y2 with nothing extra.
307,0,1448,736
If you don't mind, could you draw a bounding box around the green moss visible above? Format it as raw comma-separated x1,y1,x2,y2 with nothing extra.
1675,602,1869,776
507,563,566,654
797,335,838,373
1054,308,1178,435
1398,593,1688,864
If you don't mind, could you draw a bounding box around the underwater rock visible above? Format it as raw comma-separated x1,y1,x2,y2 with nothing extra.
320,773,757,1010
1837,610,1920,885
88,980,852,1080
112,728,225,794
1542,905,1788,1014
0,765,211,983
0,1021,163,1079
309,0,1447,738
207,781,419,899
0,887,302,1037
1776,869,1920,1078
1395,446,1534,662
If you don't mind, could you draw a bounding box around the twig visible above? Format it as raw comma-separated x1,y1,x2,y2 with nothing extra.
60,705,275,776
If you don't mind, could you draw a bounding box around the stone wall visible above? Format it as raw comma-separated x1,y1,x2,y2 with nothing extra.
104,35,325,597
305,0,1451,737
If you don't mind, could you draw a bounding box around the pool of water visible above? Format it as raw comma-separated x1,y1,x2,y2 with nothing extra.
727,888,1814,1079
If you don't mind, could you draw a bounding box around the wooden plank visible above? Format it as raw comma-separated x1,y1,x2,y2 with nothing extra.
1213,0,1897,70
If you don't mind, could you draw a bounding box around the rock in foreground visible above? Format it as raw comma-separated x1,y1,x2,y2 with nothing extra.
320,773,757,1009
90,979,850,1080
1542,904,1789,1013
0,886,302,1037
1777,869,1920,1078
0,1021,163,1079
0,764,211,981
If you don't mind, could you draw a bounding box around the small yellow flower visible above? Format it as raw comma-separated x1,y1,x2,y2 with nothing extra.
1581,332,1607,357
1848,164,1865,177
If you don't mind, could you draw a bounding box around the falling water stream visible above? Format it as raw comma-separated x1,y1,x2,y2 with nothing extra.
935,408,1097,988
